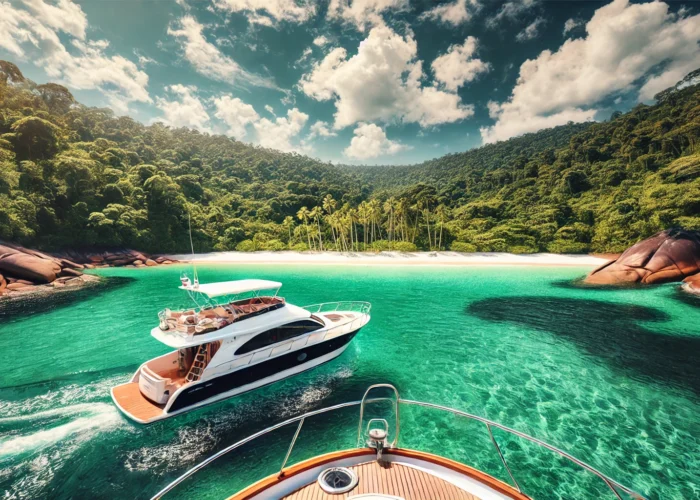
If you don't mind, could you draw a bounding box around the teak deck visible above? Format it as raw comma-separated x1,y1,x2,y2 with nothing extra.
112,382,164,421
283,460,482,500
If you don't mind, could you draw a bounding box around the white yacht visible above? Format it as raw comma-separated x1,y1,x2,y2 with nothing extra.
111,277,370,424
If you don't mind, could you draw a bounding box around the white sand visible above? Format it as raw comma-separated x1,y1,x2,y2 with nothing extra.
167,251,609,267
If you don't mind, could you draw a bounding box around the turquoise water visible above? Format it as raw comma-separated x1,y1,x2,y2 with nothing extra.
0,264,698,499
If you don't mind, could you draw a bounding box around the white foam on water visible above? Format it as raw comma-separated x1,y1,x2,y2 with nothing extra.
0,403,123,459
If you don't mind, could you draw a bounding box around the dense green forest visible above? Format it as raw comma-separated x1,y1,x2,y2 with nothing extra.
1,60,698,254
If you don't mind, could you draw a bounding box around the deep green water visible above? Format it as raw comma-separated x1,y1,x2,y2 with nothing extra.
0,264,698,500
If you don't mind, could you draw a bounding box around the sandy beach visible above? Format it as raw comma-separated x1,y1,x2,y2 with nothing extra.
167,251,610,267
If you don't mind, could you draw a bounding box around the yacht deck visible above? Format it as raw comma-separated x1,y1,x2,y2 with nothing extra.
282,460,483,500
111,382,166,422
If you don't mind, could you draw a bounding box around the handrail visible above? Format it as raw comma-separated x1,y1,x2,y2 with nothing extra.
357,384,400,448
150,396,647,500
301,301,372,314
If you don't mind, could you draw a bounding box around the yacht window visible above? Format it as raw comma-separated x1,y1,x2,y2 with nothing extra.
235,320,323,355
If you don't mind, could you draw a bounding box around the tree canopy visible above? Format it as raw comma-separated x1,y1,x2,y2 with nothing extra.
0,60,698,254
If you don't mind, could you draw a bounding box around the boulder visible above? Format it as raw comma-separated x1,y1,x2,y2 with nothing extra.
89,255,104,263
59,258,84,270
585,229,700,285
133,259,143,266
6,282,34,290
84,263,95,269
684,274,700,294
0,253,61,283
145,259,157,267
0,273,5,292
64,277,84,286
59,267,83,277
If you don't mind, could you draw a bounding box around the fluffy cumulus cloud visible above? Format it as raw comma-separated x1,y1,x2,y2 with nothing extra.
213,0,315,26
487,0,538,27
300,25,474,129
481,0,700,144
327,0,407,31
168,15,276,89
213,95,259,138
516,17,544,42
155,85,211,131
253,108,309,152
308,120,337,139
313,35,329,46
419,0,479,27
431,36,490,91
343,123,407,160
563,18,582,35
0,0,150,113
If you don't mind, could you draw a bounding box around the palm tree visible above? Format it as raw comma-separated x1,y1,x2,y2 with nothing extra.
323,194,338,250
283,216,294,249
310,206,323,251
297,206,312,250
435,204,448,250
383,197,396,245
358,201,370,249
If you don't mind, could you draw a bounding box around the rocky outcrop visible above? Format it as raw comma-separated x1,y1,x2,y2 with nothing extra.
0,242,179,297
585,229,700,285
684,274,700,294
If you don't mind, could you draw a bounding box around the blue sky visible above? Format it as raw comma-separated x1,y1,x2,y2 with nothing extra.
1,0,699,164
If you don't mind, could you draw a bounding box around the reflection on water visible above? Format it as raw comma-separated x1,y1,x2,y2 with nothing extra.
468,296,700,394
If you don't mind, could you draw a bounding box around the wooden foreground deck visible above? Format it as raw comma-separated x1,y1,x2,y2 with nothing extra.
112,382,164,422
283,460,482,500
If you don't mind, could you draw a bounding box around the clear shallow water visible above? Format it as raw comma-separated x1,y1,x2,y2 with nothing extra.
0,264,698,499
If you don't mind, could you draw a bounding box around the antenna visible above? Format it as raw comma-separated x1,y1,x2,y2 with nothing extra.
188,213,199,288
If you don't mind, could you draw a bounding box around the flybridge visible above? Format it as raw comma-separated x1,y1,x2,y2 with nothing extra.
179,279,282,298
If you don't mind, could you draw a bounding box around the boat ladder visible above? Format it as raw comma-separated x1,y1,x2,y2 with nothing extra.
186,344,208,383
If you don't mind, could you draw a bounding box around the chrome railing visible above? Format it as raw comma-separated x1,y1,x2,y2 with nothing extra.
150,387,647,500
301,301,372,314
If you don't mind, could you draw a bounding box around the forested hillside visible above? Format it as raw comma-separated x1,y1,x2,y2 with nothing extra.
1,60,698,254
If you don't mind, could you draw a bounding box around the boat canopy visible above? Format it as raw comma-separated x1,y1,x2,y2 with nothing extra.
179,279,282,298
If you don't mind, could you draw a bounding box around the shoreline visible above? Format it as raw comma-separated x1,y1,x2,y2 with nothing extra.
166,251,610,267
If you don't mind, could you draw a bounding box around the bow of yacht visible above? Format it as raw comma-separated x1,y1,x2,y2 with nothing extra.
151,384,646,500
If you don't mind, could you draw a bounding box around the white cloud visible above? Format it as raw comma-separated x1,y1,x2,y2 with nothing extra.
327,0,407,31
253,108,309,152
155,85,211,132
563,18,581,35
431,36,490,91
487,0,538,27
419,0,479,27
22,0,87,39
213,95,260,138
299,25,474,129
213,0,315,26
481,0,700,144
308,120,337,139
343,123,408,160
0,0,150,113
168,15,276,89
516,17,544,42
313,35,329,46
264,104,275,114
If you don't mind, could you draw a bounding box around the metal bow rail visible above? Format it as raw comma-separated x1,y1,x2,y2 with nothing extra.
150,385,647,500
301,301,372,314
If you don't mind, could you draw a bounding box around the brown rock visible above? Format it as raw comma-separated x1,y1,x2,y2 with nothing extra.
59,268,83,277
133,259,143,265
59,258,84,270
15,279,33,285
0,273,5,292
145,259,157,266
684,274,700,294
586,229,700,285
6,282,33,290
110,259,132,266
0,253,61,283
162,260,173,265
89,255,104,263
64,277,84,286
84,263,95,269
155,256,168,264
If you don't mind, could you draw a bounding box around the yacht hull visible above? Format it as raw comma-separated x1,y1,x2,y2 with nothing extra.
112,329,360,424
